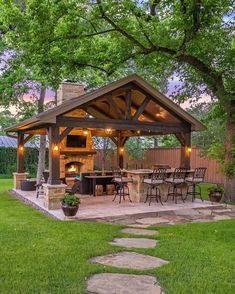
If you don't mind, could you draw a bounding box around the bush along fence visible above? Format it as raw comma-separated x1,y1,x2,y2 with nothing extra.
0,147,42,176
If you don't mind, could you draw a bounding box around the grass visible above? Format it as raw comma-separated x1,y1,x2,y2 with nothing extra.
0,179,235,293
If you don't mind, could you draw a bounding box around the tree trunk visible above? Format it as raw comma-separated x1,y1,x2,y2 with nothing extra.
224,115,235,201
36,88,46,184
36,135,46,184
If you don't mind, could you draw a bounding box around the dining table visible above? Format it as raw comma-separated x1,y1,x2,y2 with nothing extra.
85,175,114,196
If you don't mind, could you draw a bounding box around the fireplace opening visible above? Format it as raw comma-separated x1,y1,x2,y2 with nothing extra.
65,161,82,177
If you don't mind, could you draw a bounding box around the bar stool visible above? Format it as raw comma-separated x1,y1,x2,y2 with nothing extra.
186,167,207,201
165,168,187,203
143,168,166,205
112,169,133,204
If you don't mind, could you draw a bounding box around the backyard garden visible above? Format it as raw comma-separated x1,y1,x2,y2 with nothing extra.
0,1,235,293
1,179,235,294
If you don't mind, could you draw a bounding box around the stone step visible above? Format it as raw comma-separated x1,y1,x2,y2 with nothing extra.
86,273,164,294
109,237,157,248
91,251,168,270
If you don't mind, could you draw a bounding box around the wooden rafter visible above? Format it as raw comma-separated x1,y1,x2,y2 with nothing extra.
132,96,151,120
126,90,132,120
119,95,156,122
107,94,124,119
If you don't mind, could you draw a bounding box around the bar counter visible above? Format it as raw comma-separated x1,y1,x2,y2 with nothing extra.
125,169,194,203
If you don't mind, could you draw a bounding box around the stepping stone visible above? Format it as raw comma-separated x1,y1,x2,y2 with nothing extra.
110,237,157,248
213,215,231,221
92,251,168,270
136,217,169,225
87,273,163,294
121,228,159,236
174,209,200,217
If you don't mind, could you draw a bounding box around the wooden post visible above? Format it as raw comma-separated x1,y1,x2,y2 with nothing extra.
116,133,125,168
180,132,191,169
48,126,61,185
17,132,25,173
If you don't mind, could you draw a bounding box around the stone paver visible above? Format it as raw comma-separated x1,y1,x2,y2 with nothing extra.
197,209,213,215
174,208,200,216
136,217,169,225
110,237,157,248
212,208,232,213
86,273,163,294
213,215,231,220
121,228,159,235
92,251,168,270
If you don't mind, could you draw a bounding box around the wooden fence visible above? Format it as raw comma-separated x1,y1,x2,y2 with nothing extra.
94,147,225,184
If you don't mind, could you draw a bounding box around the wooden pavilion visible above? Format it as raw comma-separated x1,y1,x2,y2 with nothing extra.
6,74,205,204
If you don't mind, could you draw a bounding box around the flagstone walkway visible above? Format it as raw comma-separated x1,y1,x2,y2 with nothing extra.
87,227,166,294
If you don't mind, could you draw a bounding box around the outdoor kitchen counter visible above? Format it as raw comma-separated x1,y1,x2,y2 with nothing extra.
125,169,194,202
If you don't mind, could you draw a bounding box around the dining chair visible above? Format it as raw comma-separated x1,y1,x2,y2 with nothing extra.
185,167,207,201
143,168,167,205
112,168,133,204
165,168,187,203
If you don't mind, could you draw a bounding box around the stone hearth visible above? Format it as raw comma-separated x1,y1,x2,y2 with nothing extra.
60,154,94,178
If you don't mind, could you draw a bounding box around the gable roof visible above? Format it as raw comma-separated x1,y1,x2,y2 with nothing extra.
6,74,205,133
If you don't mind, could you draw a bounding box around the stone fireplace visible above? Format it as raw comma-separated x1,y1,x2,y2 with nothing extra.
65,161,82,177
60,153,94,179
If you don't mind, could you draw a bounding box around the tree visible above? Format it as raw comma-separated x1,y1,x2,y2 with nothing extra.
1,1,234,199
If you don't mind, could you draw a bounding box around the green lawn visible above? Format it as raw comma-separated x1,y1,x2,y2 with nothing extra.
0,179,235,294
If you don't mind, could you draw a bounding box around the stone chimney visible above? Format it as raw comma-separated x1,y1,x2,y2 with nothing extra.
57,81,85,105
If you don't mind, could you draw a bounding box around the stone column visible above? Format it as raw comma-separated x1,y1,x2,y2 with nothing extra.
43,183,67,210
13,172,29,190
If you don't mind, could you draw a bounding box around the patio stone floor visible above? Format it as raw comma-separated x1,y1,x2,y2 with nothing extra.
10,189,235,225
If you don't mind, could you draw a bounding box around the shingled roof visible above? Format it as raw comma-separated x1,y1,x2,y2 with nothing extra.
0,136,39,148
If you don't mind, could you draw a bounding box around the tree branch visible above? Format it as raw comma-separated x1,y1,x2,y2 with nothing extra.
150,0,161,16
70,61,108,73
97,0,148,51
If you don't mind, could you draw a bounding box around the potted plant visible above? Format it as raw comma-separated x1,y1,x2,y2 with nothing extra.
61,194,80,216
208,184,224,202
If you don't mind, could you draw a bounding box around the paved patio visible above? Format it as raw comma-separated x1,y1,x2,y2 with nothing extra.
10,189,235,224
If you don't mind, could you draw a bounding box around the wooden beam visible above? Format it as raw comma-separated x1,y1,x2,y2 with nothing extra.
179,132,191,169
48,126,61,185
126,90,132,120
121,137,129,145
59,127,73,142
17,132,25,173
109,137,118,145
119,95,156,122
175,133,185,145
132,96,150,120
23,134,34,144
86,105,112,119
107,94,124,119
57,117,190,133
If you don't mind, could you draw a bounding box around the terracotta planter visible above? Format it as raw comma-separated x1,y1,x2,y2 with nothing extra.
209,192,223,202
61,205,79,216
